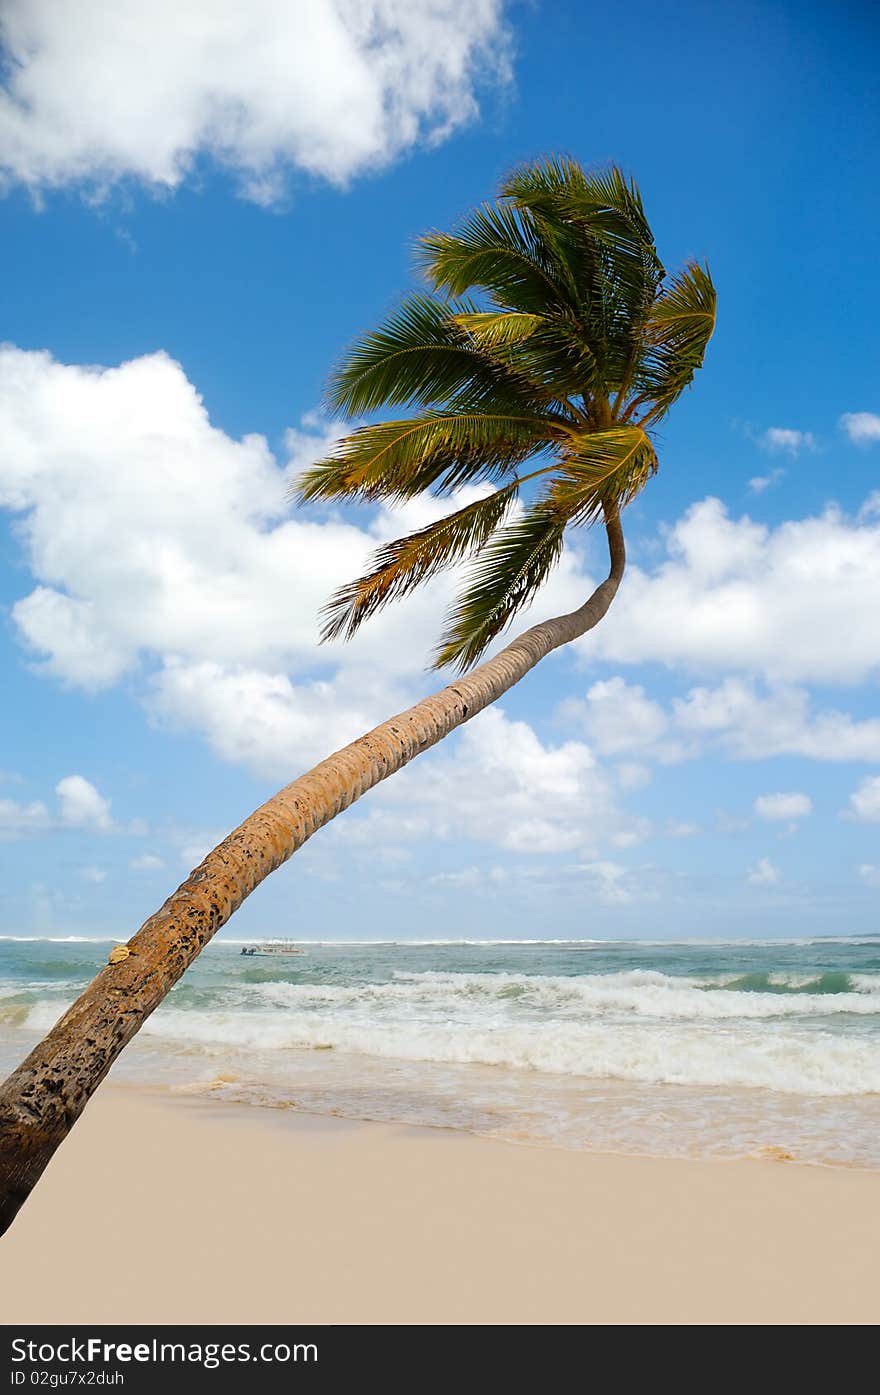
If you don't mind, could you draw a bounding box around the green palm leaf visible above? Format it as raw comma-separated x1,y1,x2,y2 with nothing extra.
295,410,561,504
320,483,522,641
631,261,716,423
291,156,716,671
433,502,571,671
327,294,550,416
453,307,601,402
503,158,660,288
418,201,583,318
547,427,658,524
503,158,664,388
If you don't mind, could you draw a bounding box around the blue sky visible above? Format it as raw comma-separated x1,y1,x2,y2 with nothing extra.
1,0,879,940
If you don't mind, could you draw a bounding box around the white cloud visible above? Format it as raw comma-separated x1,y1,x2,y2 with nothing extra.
673,680,880,762
0,344,592,777
748,467,785,494
0,775,116,839
559,673,880,766
79,865,106,884
390,706,614,854
586,498,880,683
10,347,880,764
150,659,395,780
759,427,815,456
841,412,880,446
55,775,113,831
0,348,381,688
340,705,643,858
747,857,780,886
858,864,880,887
559,677,674,758
754,792,812,821
0,797,50,841
129,853,165,871
0,0,510,201
5,341,880,871
847,776,880,823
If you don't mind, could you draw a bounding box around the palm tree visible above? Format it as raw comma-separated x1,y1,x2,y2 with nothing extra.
0,158,715,1234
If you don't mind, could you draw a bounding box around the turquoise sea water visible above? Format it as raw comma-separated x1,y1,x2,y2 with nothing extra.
3,934,880,1166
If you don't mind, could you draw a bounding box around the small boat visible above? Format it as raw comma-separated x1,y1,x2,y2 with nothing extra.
240,942,304,957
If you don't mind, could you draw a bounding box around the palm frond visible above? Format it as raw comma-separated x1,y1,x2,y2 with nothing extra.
297,157,715,672
294,410,559,504
503,158,664,389
452,309,546,349
320,483,522,641
453,307,601,402
630,261,716,423
503,158,656,265
433,502,571,671
418,201,582,318
547,426,658,525
326,293,548,417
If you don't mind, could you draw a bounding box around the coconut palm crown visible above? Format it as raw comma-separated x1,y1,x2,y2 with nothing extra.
296,157,715,671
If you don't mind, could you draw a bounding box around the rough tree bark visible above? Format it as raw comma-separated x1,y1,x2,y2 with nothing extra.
0,513,625,1237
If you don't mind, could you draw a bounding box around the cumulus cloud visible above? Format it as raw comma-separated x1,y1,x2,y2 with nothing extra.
0,0,510,201
150,659,394,779
747,857,780,886
759,427,815,455
4,342,880,876
0,774,115,839
559,677,671,757
9,346,880,756
0,343,593,775
847,776,880,823
56,775,113,831
673,680,880,761
585,498,880,683
333,706,645,858
560,674,880,766
382,706,623,854
79,865,107,884
754,792,812,821
841,412,880,446
0,348,379,688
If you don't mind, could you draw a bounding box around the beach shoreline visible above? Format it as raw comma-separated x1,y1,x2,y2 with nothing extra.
7,935,880,1173
1,1083,878,1325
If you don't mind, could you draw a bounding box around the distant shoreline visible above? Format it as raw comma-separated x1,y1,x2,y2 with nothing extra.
3,932,880,945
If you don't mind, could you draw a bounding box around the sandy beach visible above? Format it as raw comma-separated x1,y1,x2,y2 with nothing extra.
0,1086,877,1325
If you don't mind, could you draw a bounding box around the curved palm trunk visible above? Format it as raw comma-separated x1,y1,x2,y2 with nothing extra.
0,514,624,1236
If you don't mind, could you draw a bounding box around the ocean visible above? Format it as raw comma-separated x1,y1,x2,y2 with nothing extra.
3,934,880,1168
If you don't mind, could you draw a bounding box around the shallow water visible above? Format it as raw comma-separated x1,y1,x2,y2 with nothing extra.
3,934,880,1166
